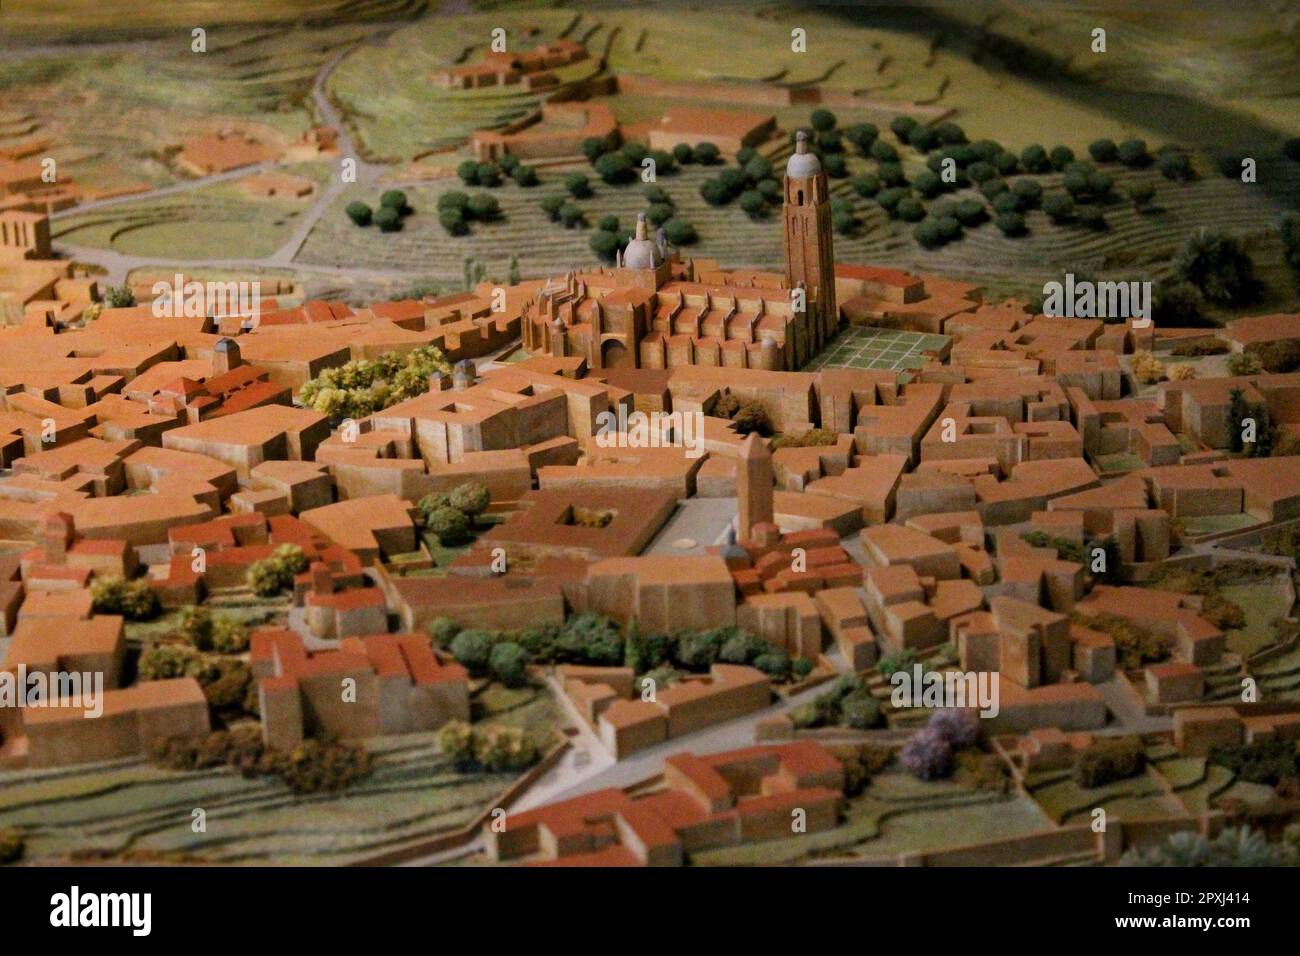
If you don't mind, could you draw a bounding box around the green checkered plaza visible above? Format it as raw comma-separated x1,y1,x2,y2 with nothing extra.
804,326,950,373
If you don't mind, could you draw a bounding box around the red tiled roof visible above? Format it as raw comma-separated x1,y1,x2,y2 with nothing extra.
528,846,640,867
735,786,840,817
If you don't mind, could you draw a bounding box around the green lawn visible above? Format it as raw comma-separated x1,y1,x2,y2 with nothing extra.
1169,762,1236,815
53,165,331,261
1252,637,1300,700
1220,579,1294,658
1028,764,1180,825
1178,513,1261,537
804,326,951,374
123,588,291,647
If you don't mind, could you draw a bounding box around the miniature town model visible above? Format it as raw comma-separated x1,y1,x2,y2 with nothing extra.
1,0,1300,874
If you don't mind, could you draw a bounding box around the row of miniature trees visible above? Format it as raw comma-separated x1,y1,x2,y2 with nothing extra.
417,481,491,545
430,613,814,691
346,190,413,232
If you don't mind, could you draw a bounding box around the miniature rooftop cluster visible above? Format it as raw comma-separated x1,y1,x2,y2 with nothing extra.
2,22,1300,869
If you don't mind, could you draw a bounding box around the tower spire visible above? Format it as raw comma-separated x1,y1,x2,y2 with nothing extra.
737,431,774,545
783,127,837,359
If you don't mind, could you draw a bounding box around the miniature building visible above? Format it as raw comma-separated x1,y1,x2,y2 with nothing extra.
484,741,844,865
252,629,468,749
579,555,737,634
5,63,1300,872
737,432,774,544
433,38,588,90
0,210,51,261
176,130,276,176
517,144,842,372
472,101,616,162
3,614,126,689
592,664,773,758
14,679,210,768
782,131,837,349
646,108,777,155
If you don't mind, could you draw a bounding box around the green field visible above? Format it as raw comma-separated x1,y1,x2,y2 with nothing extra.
53,164,331,261
0,1,423,40
0,30,350,194
329,4,1300,163
53,80,1299,307
1155,754,1236,816
1254,636,1300,700
1030,765,1173,825
804,326,950,373
294,164,905,283
1026,741,1244,829
121,587,292,649
326,8,949,163
1179,513,1261,537
329,21,604,161
1221,578,1294,658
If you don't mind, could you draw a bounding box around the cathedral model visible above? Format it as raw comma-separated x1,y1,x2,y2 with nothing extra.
520,131,839,372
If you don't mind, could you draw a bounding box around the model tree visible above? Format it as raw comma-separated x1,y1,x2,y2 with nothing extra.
246,544,310,597
1175,229,1255,304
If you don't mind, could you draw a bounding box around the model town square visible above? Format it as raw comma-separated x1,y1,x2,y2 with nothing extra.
0,0,1298,911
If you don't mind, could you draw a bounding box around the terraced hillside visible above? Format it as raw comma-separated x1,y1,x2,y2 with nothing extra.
0,9,418,193
327,7,950,163
298,161,908,281
294,134,1300,312
0,683,558,865
14,1,1297,312
1,0,428,43
691,764,1053,866
54,165,331,260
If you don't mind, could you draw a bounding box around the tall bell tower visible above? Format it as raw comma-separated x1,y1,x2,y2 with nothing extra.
782,130,837,353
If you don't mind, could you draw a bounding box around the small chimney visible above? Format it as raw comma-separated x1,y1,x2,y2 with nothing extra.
40,512,73,564
212,337,242,375
310,562,333,596
451,359,476,390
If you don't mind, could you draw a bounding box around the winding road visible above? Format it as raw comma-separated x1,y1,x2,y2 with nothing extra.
45,25,414,288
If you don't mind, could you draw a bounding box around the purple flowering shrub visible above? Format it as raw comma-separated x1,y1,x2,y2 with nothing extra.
899,726,953,780
900,709,981,780
928,708,981,748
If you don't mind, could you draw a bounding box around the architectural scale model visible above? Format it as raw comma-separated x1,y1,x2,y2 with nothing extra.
1,0,1299,870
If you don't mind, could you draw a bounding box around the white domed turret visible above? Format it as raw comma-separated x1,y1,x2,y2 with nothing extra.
786,130,821,179
622,213,663,270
